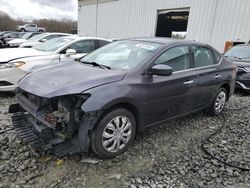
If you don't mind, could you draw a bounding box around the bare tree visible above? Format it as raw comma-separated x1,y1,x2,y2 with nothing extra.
0,11,76,33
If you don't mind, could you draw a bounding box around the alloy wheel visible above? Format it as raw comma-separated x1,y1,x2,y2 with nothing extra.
215,91,226,113
102,116,132,153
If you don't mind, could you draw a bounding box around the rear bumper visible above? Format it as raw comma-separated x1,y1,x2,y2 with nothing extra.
236,73,250,91
236,81,250,92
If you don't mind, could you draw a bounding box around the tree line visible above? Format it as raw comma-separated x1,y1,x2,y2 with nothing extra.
0,11,77,33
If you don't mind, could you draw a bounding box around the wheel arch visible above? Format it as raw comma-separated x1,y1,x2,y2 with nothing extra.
220,83,231,100
92,102,142,135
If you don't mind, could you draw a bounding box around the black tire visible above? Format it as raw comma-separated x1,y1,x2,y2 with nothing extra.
38,30,43,32
207,87,227,115
91,108,136,159
21,28,25,32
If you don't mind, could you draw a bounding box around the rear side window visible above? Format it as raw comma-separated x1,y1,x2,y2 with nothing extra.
154,46,190,72
192,46,215,68
44,35,65,40
214,51,222,63
98,40,110,48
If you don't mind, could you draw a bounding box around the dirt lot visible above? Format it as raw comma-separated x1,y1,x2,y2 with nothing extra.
0,92,250,188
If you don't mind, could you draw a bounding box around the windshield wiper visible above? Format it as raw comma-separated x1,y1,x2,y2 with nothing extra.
76,59,111,70
225,55,242,60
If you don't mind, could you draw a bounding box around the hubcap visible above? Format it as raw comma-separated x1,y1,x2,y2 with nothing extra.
215,91,226,113
102,116,132,153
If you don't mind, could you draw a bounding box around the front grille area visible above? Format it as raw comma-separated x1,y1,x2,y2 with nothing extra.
0,81,13,86
12,113,43,148
11,89,85,155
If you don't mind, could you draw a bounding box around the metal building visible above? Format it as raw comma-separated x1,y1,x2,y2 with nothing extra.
78,0,250,52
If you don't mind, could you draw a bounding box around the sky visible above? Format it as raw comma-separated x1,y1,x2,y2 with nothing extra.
0,0,77,21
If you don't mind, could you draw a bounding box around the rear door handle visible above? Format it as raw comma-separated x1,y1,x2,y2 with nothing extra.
214,74,221,79
183,80,194,85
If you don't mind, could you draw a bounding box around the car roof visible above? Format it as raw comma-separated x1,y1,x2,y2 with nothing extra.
44,32,72,35
78,36,112,41
232,44,250,47
126,37,207,46
60,35,112,42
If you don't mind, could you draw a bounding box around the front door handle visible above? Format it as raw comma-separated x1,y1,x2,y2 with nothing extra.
183,80,194,85
214,74,221,79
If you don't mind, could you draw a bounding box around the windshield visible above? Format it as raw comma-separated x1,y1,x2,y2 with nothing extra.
81,41,162,70
225,46,250,60
1,32,9,37
27,33,47,42
33,37,74,52
21,33,33,39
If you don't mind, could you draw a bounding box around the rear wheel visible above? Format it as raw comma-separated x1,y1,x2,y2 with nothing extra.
208,88,227,115
91,108,136,158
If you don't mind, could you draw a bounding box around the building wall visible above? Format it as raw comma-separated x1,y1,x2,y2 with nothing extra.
78,0,250,51
187,0,250,51
78,0,191,37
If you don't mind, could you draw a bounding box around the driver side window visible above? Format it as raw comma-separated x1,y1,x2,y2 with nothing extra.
154,46,190,72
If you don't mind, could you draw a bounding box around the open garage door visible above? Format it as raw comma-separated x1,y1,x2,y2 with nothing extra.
156,9,190,38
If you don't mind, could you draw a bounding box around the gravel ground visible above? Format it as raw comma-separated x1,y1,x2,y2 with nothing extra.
0,92,250,188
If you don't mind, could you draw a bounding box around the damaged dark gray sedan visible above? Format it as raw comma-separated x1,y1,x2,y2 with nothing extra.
9,38,237,158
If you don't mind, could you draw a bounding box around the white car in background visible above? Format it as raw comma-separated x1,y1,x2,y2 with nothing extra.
19,32,71,48
0,36,111,91
16,24,46,32
7,32,42,47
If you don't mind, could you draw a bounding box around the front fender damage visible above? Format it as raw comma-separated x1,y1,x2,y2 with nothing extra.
9,90,101,156
74,111,100,152
51,111,101,156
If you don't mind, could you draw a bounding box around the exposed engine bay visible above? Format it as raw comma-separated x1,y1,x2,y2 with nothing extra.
9,88,97,155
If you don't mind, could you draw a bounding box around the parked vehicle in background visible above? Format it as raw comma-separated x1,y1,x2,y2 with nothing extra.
0,32,25,47
19,33,71,48
0,31,12,37
71,29,77,34
16,24,46,32
7,32,41,47
9,38,236,158
0,36,111,91
225,44,250,93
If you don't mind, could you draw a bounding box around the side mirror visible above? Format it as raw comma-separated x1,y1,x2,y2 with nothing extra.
65,49,77,56
148,64,173,76
40,38,47,42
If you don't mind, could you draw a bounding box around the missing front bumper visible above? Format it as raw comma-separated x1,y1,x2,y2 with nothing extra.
12,113,43,148
11,111,84,156
9,91,95,156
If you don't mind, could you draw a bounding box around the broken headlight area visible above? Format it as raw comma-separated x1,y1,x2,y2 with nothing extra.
9,89,91,155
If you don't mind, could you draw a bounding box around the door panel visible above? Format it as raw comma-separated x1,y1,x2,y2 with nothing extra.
142,71,198,126
141,45,198,125
191,45,223,109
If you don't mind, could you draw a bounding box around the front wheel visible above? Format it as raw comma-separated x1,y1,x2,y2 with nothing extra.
91,108,136,159
208,88,227,115
21,28,25,32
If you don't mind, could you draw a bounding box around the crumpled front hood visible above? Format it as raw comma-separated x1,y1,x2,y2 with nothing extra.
0,48,48,63
18,61,126,98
